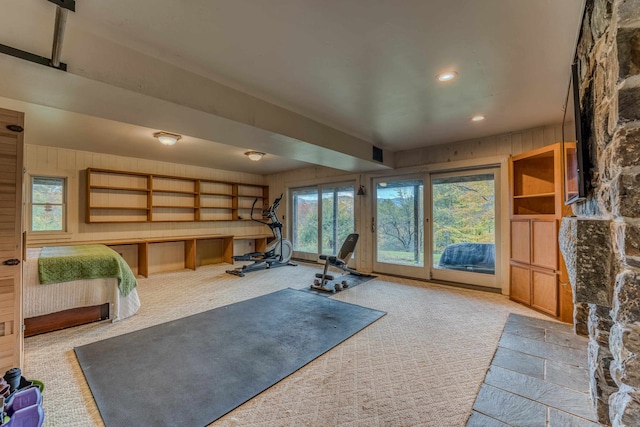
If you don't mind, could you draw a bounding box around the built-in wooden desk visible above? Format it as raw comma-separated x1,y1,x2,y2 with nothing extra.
233,234,272,253
138,235,233,277
30,234,285,277
31,235,234,278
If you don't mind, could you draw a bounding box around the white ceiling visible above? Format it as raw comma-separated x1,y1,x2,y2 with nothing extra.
0,0,585,174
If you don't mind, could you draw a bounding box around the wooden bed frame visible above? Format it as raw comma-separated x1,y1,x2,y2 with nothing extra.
24,303,110,337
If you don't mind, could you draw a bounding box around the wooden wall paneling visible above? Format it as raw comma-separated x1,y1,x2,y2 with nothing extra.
497,134,512,156
543,125,556,147
56,148,75,170
148,241,186,275
482,135,498,157
109,244,139,276
520,129,534,153
532,127,545,150
35,145,49,170
511,132,523,154
196,239,225,266
392,124,562,169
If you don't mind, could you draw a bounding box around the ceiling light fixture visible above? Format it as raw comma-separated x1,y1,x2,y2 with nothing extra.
154,131,181,146
437,71,458,82
245,151,265,161
471,115,486,122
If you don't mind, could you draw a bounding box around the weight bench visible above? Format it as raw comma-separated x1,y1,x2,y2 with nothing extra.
311,233,368,293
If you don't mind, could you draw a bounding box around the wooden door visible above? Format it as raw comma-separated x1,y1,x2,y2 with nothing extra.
0,108,24,373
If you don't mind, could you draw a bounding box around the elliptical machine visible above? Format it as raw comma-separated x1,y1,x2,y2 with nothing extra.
226,193,297,277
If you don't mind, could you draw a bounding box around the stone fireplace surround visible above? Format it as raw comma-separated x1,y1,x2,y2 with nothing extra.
558,0,640,425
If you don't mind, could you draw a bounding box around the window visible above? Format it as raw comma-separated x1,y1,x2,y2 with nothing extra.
291,184,355,259
375,179,424,266
31,176,66,232
321,186,355,255
292,188,319,253
431,172,496,275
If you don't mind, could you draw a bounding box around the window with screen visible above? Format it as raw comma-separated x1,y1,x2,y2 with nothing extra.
31,176,66,232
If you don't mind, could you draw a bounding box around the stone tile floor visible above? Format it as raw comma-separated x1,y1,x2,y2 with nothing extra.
467,313,601,427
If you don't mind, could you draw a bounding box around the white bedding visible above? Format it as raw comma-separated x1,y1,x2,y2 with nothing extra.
24,248,141,322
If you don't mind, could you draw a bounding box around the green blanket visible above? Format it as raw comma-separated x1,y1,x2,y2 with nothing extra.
38,244,137,296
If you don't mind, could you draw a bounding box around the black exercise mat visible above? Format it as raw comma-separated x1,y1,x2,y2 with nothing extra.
74,288,385,427
302,273,376,297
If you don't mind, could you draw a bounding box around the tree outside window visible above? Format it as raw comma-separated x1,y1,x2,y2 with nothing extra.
292,185,355,256
31,176,66,231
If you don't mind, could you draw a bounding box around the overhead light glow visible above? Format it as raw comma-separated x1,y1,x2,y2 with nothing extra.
154,131,181,146
245,151,265,161
472,115,485,122
437,71,458,82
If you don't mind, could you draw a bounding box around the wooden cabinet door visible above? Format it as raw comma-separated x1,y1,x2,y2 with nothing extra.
0,108,24,373
531,220,557,270
531,268,558,316
511,220,530,264
510,263,531,305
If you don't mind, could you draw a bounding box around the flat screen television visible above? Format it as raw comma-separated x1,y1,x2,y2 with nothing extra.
562,62,588,204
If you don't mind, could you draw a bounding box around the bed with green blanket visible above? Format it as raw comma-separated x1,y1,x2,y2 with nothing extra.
38,244,137,296
24,245,141,329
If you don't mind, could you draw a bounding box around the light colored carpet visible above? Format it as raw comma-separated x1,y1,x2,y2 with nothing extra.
23,262,553,427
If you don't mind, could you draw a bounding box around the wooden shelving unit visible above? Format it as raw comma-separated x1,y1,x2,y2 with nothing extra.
508,143,572,322
86,168,268,223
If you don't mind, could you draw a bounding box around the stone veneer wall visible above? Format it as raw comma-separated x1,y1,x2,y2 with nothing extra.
558,0,640,425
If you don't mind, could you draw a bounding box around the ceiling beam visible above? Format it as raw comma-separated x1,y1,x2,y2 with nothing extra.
47,0,75,12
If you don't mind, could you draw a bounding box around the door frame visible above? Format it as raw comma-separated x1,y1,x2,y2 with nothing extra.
365,156,509,293
428,167,501,289
289,181,357,262
372,174,428,279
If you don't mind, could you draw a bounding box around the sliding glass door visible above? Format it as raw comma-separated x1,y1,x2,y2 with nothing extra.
291,188,319,260
430,168,500,288
373,176,427,277
371,168,499,287
291,184,355,261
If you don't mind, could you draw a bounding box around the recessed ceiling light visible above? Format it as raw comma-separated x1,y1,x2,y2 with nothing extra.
472,115,485,122
437,71,458,82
